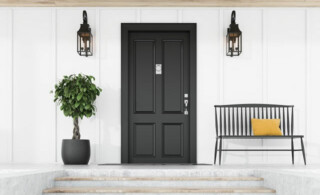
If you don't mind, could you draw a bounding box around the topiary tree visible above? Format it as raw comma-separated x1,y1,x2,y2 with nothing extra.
52,74,102,139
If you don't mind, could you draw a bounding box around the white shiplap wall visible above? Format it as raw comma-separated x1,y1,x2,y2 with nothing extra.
0,9,12,163
0,7,319,164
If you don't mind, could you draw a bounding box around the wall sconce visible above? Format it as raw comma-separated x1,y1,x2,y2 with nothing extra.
77,10,93,57
226,10,242,57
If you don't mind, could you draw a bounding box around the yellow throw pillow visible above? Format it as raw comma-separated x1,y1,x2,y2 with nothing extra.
251,119,282,136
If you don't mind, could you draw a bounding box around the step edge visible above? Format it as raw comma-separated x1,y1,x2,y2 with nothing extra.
55,177,264,181
43,186,276,194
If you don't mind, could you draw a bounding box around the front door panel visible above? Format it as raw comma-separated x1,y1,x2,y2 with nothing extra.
128,32,191,163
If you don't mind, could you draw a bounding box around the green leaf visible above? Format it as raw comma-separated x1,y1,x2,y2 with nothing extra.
77,92,83,101
75,102,80,108
63,110,69,116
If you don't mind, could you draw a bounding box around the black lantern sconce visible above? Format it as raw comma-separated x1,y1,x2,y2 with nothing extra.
226,10,242,57
77,10,93,57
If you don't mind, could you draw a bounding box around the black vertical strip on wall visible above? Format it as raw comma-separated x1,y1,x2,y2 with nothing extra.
269,107,272,119
283,107,286,136
245,107,248,136
220,107,222,136
240,107,243,136
228,107,231,136
237,107,240,136
236,107,239,136
291,107,294,136
232,107,235,136
270,107,272,119
224,107,226,136
278,107,281,134
249,107,252,136
281,107,284,135
287,107,290,136
215,107,218,137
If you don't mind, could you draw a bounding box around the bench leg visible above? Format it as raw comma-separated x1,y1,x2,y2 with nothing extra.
300,137,306,165
219,137,223,165
214,138,218,165
291,137,294,165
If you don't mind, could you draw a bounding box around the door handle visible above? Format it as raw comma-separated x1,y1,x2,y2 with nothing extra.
184,100,189,115
184,100,188,107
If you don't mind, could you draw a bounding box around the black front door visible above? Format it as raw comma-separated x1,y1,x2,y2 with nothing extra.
121,24,196,163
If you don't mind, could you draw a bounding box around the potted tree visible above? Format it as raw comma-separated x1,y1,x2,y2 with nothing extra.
52,74,102,165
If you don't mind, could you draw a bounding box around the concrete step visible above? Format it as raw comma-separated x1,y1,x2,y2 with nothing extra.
63,168,256,178
54,176,264,187
43,186,276,194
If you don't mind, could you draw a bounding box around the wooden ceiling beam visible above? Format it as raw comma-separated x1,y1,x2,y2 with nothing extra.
1,0,320,7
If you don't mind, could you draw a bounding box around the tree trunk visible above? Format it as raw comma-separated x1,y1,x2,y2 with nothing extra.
72,117,80,139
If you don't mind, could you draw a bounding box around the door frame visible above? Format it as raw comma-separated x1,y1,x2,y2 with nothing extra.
121,23,197,163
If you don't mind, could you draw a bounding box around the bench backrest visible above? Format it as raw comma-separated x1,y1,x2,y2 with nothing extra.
214,104,294,136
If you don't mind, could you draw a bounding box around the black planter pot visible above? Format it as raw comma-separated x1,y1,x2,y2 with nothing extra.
61,139,90,165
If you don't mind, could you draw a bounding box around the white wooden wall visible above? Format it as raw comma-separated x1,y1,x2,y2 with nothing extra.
0,7,319,164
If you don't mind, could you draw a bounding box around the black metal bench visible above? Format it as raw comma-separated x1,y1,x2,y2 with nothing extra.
214,104,306,165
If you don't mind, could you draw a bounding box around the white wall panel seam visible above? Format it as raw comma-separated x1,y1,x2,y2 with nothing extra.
219,9,224,104
95,8,101,163
262,8,268,104
260,9,264,104
219,9,225,159
305,9,309,151
52,8,58,163
261,8,267,161
9,8,14,163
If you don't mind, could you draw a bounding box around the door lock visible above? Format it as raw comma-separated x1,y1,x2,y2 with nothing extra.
184,97,189,115
184,100,188,107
